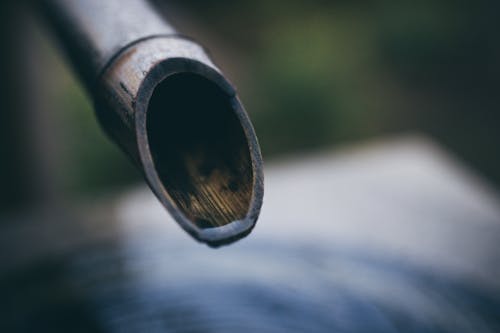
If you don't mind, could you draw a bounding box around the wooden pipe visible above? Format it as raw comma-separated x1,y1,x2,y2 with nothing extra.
38,0,264,246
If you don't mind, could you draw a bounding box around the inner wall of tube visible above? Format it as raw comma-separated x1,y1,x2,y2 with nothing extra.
147,72,254,229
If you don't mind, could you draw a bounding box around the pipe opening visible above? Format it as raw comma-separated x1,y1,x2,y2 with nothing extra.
147,72,254,229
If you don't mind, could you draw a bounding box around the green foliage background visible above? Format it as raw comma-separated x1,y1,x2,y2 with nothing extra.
46,0,500,197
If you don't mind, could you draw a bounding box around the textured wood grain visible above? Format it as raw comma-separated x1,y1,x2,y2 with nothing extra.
147,73,253,228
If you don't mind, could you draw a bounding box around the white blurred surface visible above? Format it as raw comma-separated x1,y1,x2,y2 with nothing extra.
117,136,500,289
2,135,499,332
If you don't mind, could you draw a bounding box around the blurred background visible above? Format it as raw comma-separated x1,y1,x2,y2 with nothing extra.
0,0,499,332
1,0,499,211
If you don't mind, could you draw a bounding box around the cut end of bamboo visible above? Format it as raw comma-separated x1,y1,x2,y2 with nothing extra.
146,72,261,245
96,36,264,247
